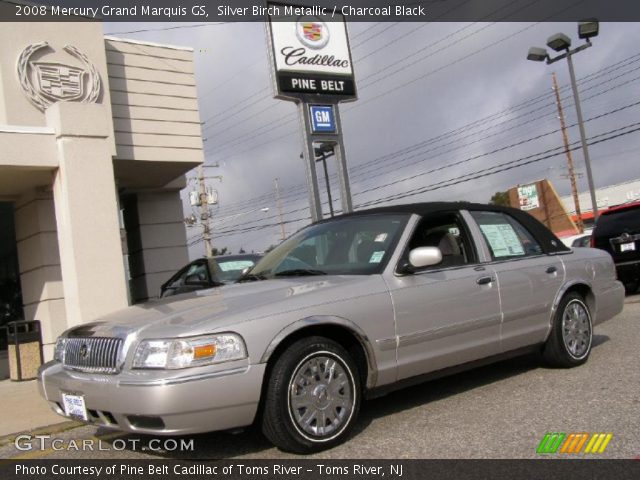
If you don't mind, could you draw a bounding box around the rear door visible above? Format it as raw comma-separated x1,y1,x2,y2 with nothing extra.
468,210,564,352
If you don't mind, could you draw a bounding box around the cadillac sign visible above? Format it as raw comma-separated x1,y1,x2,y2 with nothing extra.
267,2,356,100
17,42,101,112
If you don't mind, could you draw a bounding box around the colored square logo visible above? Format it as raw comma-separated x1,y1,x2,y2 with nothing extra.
310,105,336,133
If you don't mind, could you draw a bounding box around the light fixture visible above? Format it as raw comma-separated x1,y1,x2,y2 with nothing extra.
525,20,601,222
527,47,548,62
546,33,572,52
578,19,599,40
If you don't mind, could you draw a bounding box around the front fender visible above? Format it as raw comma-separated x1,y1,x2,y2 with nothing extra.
259,315,379,389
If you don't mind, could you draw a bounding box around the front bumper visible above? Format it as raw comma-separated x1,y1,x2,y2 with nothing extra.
37,360,266,435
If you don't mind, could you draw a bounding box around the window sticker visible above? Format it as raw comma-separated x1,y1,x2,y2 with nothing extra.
369,251,385,263
479,224,525,257
374,233,388,242
219,260,255,272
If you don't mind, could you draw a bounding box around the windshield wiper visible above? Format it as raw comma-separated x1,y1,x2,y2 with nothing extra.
274,269,327,277
236,273,267,283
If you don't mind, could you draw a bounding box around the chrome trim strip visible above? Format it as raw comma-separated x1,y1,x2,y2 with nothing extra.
398,315,501,347
118,366,249,386
376,337,397,351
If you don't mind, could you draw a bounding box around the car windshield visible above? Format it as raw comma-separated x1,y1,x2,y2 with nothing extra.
213,257,260,283
249,214,409,278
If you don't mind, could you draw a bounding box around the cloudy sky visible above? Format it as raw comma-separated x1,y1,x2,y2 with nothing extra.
104,18,640,257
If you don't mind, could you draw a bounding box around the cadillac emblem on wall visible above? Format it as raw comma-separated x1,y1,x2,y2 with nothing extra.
16,41,101,111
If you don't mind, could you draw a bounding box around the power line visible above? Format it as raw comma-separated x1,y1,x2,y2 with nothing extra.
209,121,640,239
214,60,640,217
104,23,229,36
205,23,539,157
212,99,640,234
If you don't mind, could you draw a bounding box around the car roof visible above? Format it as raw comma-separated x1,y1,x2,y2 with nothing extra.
329,202,570,254
600,200,640,215
338,201,521,218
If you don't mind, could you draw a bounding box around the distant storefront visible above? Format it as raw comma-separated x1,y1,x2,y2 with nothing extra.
0,18,204,359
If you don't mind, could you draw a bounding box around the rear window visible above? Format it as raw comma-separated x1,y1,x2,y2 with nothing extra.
594,205,640,237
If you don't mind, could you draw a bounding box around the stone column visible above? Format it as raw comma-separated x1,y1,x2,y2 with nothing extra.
47,103,128,328
14,189,66,360
124,190,189,303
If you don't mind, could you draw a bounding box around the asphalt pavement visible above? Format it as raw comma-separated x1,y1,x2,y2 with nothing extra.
2,294,638,460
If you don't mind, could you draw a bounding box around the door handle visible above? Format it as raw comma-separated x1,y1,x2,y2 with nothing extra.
476,276,494,285
546,266,557,274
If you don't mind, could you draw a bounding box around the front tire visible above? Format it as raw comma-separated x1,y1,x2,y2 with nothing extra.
261,336,361,453
543,292,593,368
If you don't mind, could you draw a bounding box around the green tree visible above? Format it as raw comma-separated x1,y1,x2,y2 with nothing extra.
212,247,228,256
489,191,510,206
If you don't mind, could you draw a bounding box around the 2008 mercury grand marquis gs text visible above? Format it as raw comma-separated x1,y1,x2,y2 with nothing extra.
38,203,624,453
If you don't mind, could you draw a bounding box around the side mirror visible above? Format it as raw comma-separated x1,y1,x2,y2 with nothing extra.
397,247,443,275
184,274,207,286
409,247,443,269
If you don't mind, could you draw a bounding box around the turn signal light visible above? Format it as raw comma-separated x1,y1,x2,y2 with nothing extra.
193,344,216,359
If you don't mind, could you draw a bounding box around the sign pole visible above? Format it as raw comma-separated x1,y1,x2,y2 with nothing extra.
299,101,323,222
333,104,353,214
266,3,357,223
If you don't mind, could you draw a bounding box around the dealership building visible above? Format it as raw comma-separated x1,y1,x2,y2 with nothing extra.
0,19,204,361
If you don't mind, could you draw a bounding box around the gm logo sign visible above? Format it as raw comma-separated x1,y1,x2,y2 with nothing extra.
536,432,613,455
309,105,336,133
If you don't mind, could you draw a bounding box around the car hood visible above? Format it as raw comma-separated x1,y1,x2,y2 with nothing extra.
65,275,385,339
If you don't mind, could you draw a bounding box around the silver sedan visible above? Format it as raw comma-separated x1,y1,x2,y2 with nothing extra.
38,202,624,453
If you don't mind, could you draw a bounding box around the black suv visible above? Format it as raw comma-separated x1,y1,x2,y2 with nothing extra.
592,201,640,294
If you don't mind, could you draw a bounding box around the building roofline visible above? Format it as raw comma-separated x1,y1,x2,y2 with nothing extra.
103,35,194,52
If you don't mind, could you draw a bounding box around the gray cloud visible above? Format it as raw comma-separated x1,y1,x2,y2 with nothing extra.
104,20,640,256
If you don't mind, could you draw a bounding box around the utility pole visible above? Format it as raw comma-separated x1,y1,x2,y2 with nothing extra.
552,72,584,233
197,165,213,258
274,178,286,241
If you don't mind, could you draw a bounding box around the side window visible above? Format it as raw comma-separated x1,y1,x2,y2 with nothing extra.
407,212,476,268
170,262,209,287
470,211,543,260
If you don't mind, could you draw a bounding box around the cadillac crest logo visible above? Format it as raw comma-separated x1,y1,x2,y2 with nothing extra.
296,18,330,49
17,42,101,111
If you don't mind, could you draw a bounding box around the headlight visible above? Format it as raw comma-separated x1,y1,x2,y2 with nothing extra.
53,337,67,363
132,334,247,369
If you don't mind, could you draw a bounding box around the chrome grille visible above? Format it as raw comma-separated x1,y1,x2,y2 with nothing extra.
63,337,122,374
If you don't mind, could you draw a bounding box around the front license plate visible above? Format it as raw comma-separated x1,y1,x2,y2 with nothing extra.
620,242,636,252
61,393,88,421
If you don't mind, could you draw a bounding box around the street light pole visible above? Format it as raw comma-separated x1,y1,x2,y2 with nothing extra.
527,21,601,221
565,51,599,220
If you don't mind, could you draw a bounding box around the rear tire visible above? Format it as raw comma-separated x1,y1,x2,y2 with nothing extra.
543,292,593,368
261,336,361,453
623,280,638,295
